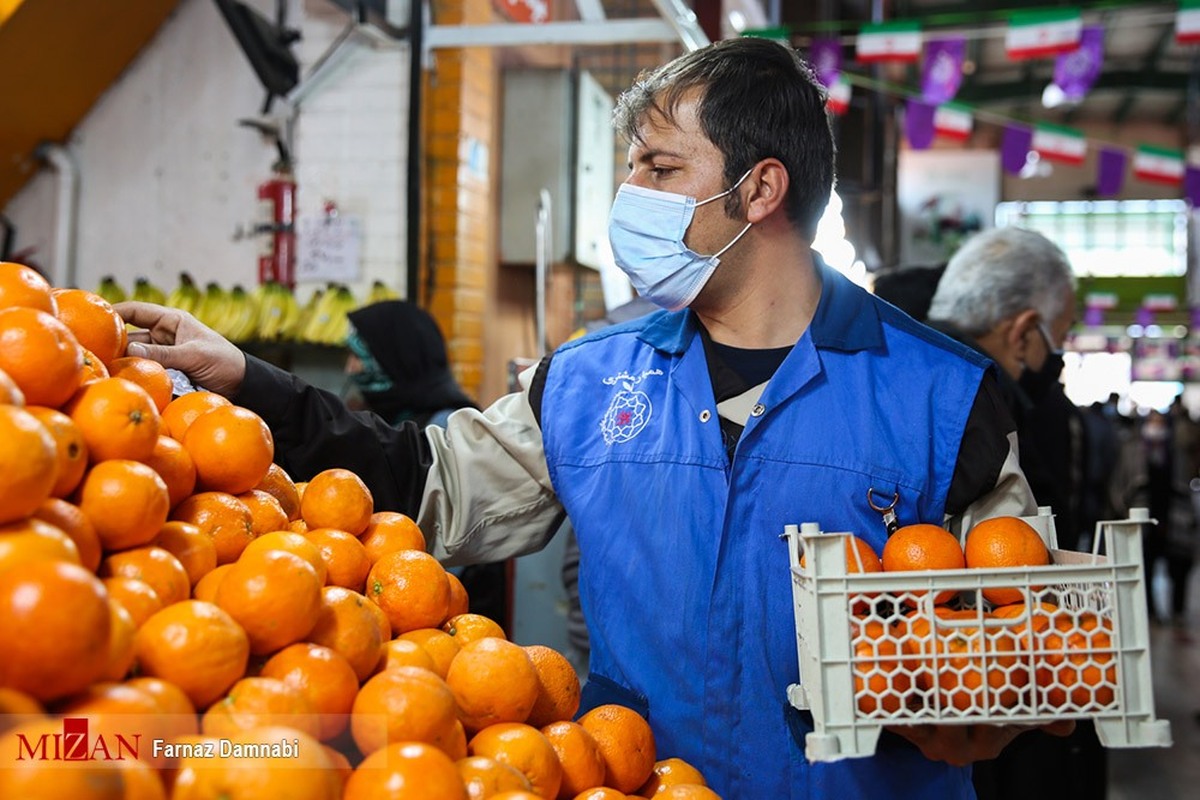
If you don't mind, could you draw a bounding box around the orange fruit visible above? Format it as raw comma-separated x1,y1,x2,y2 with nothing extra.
24,405,88,498
307,586,387,682
964,516,1050,606
101,599,138,681
541,720,606,798
78,458,171,550
117,758,167,800
524,644,582,728
125,676,201,740
260,643,359,741
152,520,218,587
289,518,310,534
193,563,234,603
32,497,100,571
171,491,255,565
66,376,162,461
397,627,462,679
301,468,374,536
142,435,197,509
573,791,627,800
306,527,371,591
799,533,882,573
215,549,323,655
457,755,534,797
578,705,657,793
0,717,124,800
161,390,231,441
654,787,721,799
0,560,111,701
0,366,24,405
350,665,460,756
0,405,57,524
850,618,912,714
436,712,472,760
240,530,328,584
100,545,191,606
172,726,339,800
344,741,467,800
378,637,440,675
108,355,173,412
183,405,275,494
323,745,354,788
447,637,540,732
446,571,471,618
103,575,165,628
0,306,82,407
200,676,318,740
444,612,507,646
905,609,1023,712
254,462,301,521
53,288,127,366
361,510,426,561
134,599,250,709
881,523,966,605
468,722,564,800
636,758,707,795
365,593,393,647
0,262,55,313
0,516,80,573
1037,612,1116,710
238,488,290,537
78,347,110,384
367,549,451,634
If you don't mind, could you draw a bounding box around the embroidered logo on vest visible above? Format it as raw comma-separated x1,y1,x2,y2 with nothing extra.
600,369,663,445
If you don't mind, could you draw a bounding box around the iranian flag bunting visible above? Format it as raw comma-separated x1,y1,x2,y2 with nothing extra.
933,104,973,141
1006,9,1082,60
826,77,852,115
1178,0,1200,45
857,21,922,63
1133,145,1186,185
1033,124,1087,165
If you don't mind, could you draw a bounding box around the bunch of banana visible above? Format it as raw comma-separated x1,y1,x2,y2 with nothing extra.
131,277,167,305
253,281,301,342
366,280,400,305
220,285,261,343
192,282,229,331
165,273,203,315
95,276,128,305
288,287,324,342
299,283,358,345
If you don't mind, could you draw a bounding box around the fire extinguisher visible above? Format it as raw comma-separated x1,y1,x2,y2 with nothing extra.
256,162,297,288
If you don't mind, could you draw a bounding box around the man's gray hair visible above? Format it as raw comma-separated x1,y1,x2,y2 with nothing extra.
927,227,1076,337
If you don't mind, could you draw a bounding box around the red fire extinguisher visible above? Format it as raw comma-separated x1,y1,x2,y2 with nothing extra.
256,162,297,288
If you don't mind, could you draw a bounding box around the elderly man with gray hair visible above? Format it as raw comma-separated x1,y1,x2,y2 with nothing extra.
928,226,1100,800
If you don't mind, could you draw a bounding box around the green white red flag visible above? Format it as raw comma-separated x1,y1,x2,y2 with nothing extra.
1177,1,1200,45
1006,9,1082,60
826,77,852,115
1032,124,1087,165
933,104,973,141
1133,145,1185,185
857,21,922,63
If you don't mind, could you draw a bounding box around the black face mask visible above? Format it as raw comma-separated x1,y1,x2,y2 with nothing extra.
1019,350,1065,402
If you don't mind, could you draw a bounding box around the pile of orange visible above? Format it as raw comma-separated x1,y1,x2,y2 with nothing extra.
835,517,1116,717
0,262,724,800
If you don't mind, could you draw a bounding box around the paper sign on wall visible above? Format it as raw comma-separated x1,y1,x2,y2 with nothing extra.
297,214,362,283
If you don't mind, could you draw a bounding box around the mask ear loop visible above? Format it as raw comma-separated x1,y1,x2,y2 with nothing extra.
697,166,756,259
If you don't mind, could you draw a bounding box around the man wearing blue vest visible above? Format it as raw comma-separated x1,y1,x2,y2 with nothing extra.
119,36,1071,800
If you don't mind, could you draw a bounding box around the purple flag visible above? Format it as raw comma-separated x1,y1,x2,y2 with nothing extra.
921,37,966,104
905,99,936,150
1083,306,1105,327
1135,307,1155,328
1097,148,1127,197
1054,26,1104,101
809,37,842,88
1186,165,1200,206
1001,125,1033,175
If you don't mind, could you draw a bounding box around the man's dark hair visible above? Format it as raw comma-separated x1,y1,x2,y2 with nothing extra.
613,36,835,240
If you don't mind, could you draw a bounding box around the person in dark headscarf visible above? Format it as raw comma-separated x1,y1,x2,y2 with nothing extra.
345,300,477,426
344,300,509,629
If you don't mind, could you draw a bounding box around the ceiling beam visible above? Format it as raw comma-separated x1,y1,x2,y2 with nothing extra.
1112,23,1176,123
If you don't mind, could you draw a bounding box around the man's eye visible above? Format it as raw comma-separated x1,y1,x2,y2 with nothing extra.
650,167,675,177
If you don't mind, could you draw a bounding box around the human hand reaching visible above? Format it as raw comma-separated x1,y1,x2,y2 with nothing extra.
114,301,247,398
889,720,1075,766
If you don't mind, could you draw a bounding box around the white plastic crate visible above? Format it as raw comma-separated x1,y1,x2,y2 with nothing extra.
784,507,1173,762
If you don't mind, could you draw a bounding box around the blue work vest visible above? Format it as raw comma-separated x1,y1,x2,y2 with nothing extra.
540,267,991,799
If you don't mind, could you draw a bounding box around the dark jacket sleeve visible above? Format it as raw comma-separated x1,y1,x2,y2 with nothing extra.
944,370,1025,518
231,354,433,515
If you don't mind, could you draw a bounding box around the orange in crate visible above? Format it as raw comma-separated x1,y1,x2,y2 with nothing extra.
903,609,1025,713
964,516,1050,606
881,524,966,605
850,618,913,715
1037,612,1117,710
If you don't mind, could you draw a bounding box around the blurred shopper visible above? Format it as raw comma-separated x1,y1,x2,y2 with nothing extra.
870,263,946,322
926,227,1100,800
1078,399,1120,551
345,300,510,629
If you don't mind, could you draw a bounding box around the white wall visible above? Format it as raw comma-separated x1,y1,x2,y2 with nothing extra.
2,0,409,300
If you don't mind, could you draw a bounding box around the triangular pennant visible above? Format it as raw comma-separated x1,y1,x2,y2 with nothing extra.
921,37,966,104
1096,148,1127,197
1002,125,1033,174
1053,26,1104,101
809,37,843,88
905,99,937,150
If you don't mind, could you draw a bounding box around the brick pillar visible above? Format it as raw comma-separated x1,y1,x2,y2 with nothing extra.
424,0,500,401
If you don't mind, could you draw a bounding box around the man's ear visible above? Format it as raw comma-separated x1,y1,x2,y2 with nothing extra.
1007,309,1040,360
744,158,789,223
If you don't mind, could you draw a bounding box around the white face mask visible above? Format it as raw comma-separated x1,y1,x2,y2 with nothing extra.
607,169,753,311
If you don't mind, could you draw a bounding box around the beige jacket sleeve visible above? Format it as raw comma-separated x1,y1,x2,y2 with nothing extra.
945,430,1038,536
417,368,564,567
